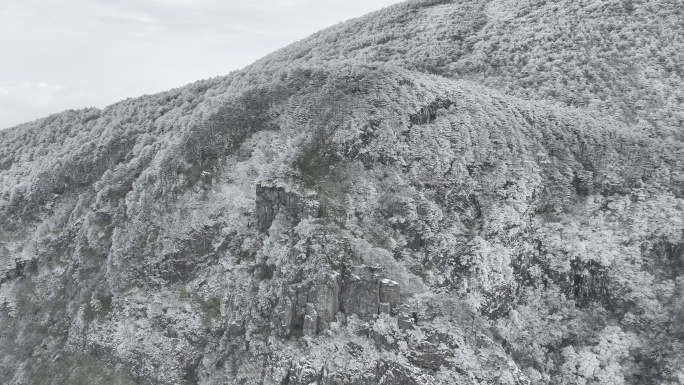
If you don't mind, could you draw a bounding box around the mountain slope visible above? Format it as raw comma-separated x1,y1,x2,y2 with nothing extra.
254,0,684,137
1,1,684,384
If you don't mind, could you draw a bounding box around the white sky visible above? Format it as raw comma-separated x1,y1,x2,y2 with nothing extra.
0,0,402,129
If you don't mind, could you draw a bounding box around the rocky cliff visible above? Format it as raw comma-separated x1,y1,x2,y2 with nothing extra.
1,0,684,384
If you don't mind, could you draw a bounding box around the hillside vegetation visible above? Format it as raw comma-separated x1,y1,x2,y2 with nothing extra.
1,1,683,384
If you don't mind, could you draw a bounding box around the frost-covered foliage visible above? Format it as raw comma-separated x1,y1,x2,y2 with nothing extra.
1,0,684,384
258,0,684,138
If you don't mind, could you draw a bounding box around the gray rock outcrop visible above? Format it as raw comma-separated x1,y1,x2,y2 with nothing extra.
273,267,401,337
255,184,320,231
341,265,383,321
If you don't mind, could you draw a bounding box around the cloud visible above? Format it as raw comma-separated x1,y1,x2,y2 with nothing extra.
0,82,81,128
0,0,403,129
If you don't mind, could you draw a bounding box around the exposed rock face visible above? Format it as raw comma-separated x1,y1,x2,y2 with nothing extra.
0,258,37,286
255,184,320,231
397,312,415,330
2,0,684,384
341,265,383,321
273,266,399,338
379,278,400,314
302,304,318,336
409,98,454,126
313,271,342,330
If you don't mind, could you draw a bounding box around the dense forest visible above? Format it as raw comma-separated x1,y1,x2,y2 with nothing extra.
1,0,683,384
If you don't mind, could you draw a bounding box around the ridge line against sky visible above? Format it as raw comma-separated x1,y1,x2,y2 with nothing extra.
0,0,403,129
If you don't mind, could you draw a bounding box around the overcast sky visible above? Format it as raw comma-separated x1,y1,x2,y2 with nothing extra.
0,0,402,129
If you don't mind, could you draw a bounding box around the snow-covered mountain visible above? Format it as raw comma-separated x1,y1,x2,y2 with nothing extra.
1,0,683,384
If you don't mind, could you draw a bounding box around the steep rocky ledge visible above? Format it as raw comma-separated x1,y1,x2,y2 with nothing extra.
272,266,401,338
1,0,684,383
255,184,320,232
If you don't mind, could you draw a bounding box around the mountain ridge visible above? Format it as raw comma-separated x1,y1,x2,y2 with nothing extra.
1,1,684,384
